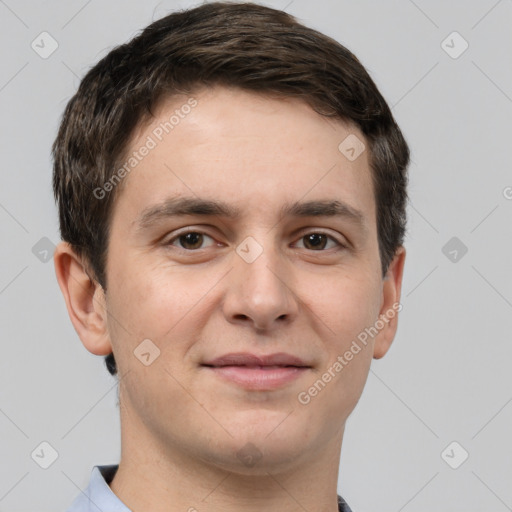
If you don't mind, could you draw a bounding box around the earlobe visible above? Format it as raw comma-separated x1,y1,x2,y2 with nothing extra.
373,246,406,360
53,242,113,356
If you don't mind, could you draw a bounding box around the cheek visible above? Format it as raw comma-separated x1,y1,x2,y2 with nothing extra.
108,257,201,335
302,270,380,407
308,267,381,342
105,258,225,379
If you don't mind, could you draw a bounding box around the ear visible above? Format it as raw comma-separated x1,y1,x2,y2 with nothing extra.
373,246,406,359
53,241,112,356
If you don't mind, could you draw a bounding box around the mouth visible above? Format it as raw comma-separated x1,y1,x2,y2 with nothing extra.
200,352,312,390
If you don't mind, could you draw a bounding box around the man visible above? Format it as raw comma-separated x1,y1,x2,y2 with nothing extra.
52,2,409,511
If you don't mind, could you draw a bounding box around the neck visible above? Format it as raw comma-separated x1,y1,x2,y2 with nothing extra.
110,401,345,512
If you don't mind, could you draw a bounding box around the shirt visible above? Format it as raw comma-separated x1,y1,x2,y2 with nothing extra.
66,464,353,512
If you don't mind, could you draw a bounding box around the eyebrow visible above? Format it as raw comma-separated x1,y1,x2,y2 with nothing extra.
135,196,368,233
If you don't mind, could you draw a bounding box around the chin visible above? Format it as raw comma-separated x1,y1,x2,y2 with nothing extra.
204,439,309,476
207,416,315,475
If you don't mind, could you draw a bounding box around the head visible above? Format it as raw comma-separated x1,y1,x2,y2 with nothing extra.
53,1,408,473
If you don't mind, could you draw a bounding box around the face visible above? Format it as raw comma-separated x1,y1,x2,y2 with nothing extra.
67,86,404,474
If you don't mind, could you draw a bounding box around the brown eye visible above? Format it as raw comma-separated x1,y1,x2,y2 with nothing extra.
295,232,343,251
304,233,327,250
167,231,215,250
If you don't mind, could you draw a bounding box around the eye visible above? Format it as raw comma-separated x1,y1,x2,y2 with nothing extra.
294,232,345,251
166,230,217,251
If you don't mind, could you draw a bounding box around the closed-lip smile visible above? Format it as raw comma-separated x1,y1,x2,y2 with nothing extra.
202,352,310,368
201,352,311,390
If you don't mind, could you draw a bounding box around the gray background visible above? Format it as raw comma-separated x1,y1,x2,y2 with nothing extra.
1,0,511,510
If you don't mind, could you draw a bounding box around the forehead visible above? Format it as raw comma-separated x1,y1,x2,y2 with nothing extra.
112,86,376,231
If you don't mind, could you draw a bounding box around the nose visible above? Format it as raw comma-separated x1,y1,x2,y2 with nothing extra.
222,238,299,332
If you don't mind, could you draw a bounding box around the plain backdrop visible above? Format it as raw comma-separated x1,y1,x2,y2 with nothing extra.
1,0,511,510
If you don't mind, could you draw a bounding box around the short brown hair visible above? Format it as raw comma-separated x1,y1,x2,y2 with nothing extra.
52,1,410,377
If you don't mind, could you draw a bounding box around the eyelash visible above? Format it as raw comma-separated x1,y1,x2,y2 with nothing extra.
164,229,347,252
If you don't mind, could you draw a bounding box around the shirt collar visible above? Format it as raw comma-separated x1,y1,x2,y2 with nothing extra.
66,464,353,512
65,464,131,512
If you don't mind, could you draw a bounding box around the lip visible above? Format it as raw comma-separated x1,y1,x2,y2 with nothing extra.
201,352,311,390
203,352,310,368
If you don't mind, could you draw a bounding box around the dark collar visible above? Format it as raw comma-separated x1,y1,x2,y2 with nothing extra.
338,494,353,511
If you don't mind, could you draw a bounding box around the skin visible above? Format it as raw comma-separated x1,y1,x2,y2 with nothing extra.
54,85,405,512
